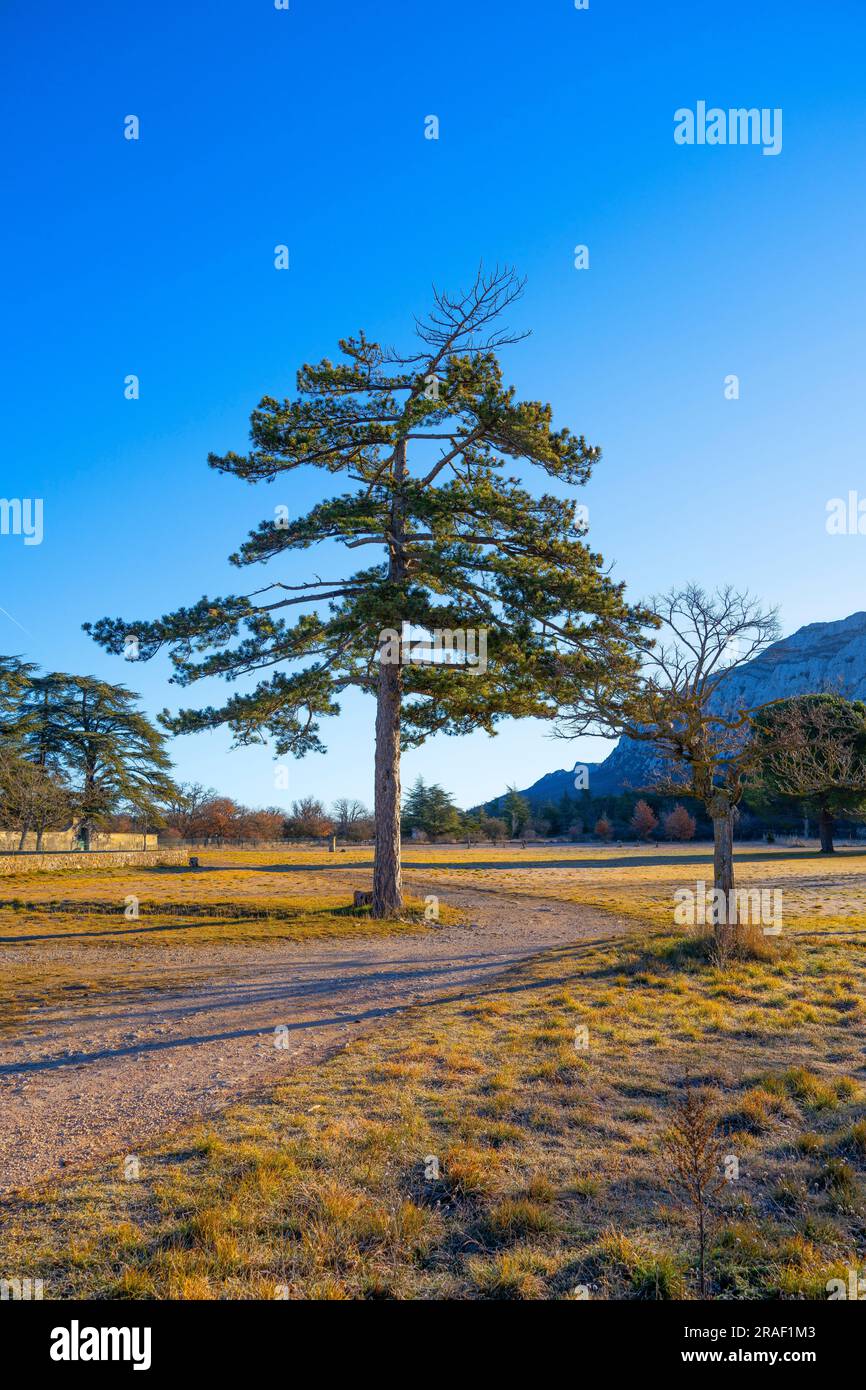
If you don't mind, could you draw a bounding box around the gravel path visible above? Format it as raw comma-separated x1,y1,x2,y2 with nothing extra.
0,870,630,1194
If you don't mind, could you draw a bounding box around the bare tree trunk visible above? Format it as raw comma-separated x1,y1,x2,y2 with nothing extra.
712,811,734,897
18,818,30,852
708,793,735,941
35,826,44,852
818,806,835,854
698,1203,706,1298
372,656,403,916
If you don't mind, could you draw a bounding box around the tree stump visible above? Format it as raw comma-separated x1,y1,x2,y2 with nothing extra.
188,855,200,869
353,890,373,909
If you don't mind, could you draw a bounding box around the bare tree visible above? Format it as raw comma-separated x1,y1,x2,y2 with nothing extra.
234,807,285,844
0,753,72,851
559,585,780,927
284,797,334,840
660,1086,727,1298
331,797,369,839
594,815,613,841
662,804,697,842
163,783,220,841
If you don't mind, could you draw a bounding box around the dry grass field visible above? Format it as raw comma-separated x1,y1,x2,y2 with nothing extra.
1,842,865,1298
0,853,449,1033
396,840,866,929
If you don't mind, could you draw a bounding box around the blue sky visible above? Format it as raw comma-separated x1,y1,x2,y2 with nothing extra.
2,0,865,812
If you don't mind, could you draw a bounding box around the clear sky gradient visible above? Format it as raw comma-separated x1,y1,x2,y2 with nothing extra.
3,0,865,812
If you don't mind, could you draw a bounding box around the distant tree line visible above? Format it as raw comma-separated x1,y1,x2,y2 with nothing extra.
0,658,383,852
161,787,376,846
482,786,703,843
482,779,866,849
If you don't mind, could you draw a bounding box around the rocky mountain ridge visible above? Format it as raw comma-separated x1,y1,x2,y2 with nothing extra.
492,611,866,808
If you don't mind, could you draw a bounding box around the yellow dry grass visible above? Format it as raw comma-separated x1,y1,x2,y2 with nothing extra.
0,849,461,1031
0,895,444,950
393,841,866,936
1,843,864,1299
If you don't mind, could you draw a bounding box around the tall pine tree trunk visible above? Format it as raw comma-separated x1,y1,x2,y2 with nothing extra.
818,806,835,854
373,655,403,916
372,437,406,918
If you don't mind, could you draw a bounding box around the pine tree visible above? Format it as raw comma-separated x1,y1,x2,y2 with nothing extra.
423,785,462,840
402,776,461,840
86,267,646,913
502,785,531,838
402,776,429,838
17,672,79,768
40,676,176,846
0,657,37,746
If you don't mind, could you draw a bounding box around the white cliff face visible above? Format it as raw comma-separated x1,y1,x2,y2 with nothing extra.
493,613,866,807
716,611,866,709
592,612,866,793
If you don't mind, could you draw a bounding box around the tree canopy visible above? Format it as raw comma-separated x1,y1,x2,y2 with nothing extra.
0,662,176,847
750,694,866,851
86,266,648,911
402,776,461,841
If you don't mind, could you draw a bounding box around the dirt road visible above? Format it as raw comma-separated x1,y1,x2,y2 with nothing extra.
0,871,629,1194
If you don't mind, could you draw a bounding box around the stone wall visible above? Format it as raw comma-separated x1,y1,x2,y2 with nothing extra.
0,850,188,876
0,830,159,852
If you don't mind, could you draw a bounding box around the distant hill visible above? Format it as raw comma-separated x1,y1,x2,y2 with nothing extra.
484,611,866,809
483,764,601,813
